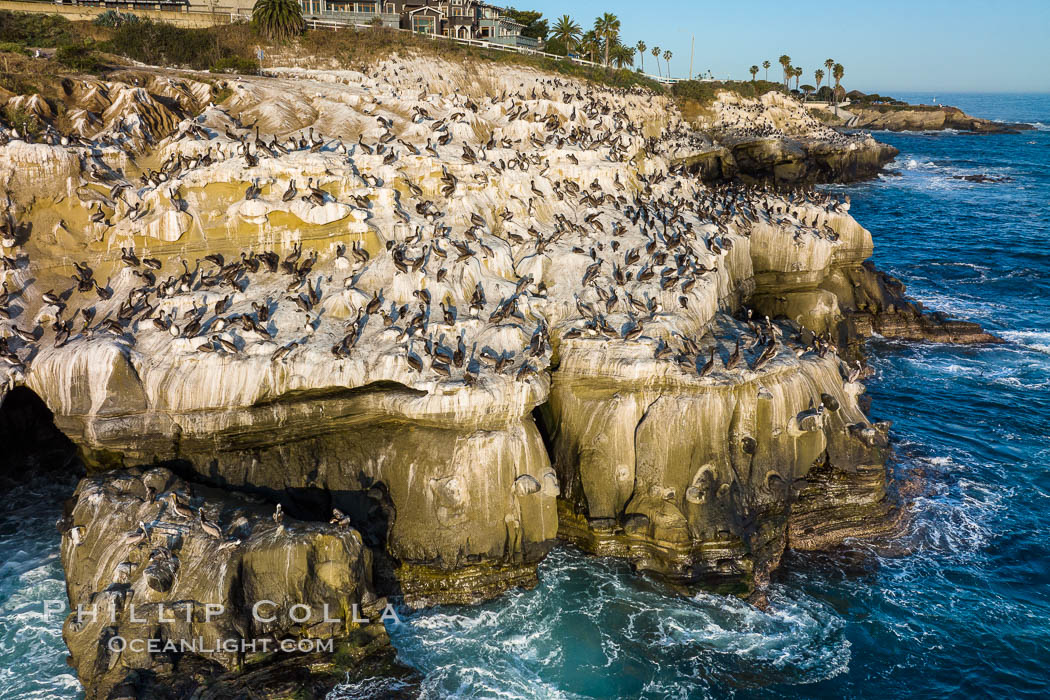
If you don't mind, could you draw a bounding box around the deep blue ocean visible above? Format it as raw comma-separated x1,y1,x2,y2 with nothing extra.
2,94,1048,699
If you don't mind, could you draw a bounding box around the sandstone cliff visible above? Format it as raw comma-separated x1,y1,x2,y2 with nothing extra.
0,55,996,697
680,91,899,185
844,104,1031,133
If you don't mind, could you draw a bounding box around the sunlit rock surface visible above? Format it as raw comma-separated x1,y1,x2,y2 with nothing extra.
679,90,900,185
0,56,942,622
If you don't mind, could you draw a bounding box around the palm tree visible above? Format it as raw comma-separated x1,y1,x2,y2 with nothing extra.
824,58,835,96
252,0,304,42
636,40,646,72
749,64,759,82
551,15,582,53
580,30,599,63
663,50,672,80
762,60,771,81
611,42,634,69
832,62,844,115
814,68,824,96
652,46,661,77
793,66,802,90
778,54,792,90
593,13,620,68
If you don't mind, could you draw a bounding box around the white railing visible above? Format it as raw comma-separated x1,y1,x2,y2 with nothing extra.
301,17,690,85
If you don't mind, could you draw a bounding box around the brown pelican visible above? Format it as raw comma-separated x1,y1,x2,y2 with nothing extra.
167,493,192,518
698,347,716,377
123,521,149,546
330,508,353,528
197,508,222,538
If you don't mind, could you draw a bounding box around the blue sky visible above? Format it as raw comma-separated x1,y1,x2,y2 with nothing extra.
515,0,1050,93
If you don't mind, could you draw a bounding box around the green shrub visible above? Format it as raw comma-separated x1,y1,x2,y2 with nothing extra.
0,10,75,47
211,84,234,104
56,43,103,73
0,41,27,54
94,10,142,29
209,55,259,75
0,73,36,95
673,79,785,105
3,104,41,137
105,19,258,72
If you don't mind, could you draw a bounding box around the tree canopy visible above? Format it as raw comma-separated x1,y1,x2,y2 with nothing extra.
504,8,548,40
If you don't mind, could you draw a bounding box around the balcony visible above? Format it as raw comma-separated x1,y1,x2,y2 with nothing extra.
299,1,399,27
487,34,539,49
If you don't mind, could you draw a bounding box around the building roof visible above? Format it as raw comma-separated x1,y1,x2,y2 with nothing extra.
407,5,445,16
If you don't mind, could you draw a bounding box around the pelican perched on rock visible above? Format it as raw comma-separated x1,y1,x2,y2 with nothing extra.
197,508,222,538
167,493,192,518
330,508,353,528
123,521,149,546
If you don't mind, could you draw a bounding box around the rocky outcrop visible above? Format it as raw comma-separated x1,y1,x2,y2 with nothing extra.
845,105,1032,133
59,467,416,699
827,261,1002,347
686,137,898,186
678,91,899,185
547,330,892,594
0,55,999,697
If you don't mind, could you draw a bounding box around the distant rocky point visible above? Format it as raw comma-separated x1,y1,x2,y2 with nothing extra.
806,91,1034,134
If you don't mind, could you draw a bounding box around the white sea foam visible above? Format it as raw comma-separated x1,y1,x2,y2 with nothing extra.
371,547,853,698
327,676,422,699
1000,330,1050,355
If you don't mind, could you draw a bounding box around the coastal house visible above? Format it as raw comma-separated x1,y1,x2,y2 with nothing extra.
299,0,539,48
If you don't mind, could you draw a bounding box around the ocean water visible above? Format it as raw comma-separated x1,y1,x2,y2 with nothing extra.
3,94,1049,699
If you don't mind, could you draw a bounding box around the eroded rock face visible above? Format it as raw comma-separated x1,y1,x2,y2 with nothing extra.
681,91,899,185
846,105,1032,133
0,54,993,694
59,467,402,699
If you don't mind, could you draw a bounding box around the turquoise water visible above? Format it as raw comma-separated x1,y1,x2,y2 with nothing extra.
0,474,81,698
3,94,1049,698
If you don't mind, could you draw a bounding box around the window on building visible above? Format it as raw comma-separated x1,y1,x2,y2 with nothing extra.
384,2,393,12
412,16,434,32
356,1,376,12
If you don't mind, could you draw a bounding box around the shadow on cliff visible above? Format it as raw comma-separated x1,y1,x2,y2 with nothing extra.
0,386,83,491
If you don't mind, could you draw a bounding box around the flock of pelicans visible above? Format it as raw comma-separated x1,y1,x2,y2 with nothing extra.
1,67,861,399
9,60,881,564
65,477,353,552
711,98,867,148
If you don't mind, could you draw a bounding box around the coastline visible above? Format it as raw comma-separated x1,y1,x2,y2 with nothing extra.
807,101,1035,134
0,44,1023,698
